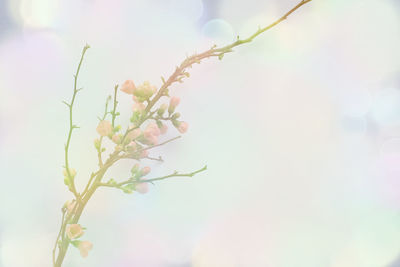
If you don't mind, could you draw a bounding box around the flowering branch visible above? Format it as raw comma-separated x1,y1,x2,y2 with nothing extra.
53,1,312,266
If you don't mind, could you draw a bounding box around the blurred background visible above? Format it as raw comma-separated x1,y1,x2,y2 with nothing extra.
0,0,400,266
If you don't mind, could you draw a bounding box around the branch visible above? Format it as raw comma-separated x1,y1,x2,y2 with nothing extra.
52,210,66,266
98,165,208,188
144,0,312,115
145,165,207,183
213,0,313,56
111,85,119,127
122,136,182,159
64,44,90,201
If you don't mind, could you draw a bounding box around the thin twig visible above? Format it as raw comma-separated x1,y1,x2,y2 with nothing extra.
98,165,207,188
64,45,90,201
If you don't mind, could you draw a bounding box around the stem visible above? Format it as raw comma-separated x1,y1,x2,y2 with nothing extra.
214,0,313,54
144,0,312,116
98,165,207,188
52,210,66,266
64,44,90,201
111,85,119,127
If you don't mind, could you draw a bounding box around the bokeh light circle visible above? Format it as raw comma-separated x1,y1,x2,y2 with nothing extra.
201,19,235,46
8,0,60,28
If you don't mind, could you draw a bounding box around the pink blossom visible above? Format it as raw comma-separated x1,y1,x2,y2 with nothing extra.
120,80,136,95
159,124,168,134
66,224,84,239
127,127,141,141
170,96,180,108
143,123,161,145
135,182,149,194
141,166,151,176
96,120,112,136
178,122,189,133
112,134,121,144
78,241,93,258
168,97,180,113
132,102,145,112
127,141,137,151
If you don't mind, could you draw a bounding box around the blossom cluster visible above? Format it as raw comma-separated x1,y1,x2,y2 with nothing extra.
94,80,189,193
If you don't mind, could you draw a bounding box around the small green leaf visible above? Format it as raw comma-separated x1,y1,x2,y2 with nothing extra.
71,240,81,248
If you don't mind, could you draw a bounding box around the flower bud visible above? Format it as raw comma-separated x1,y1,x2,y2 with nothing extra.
127,141,137,152
78,241,93,258
120,80,136,95
168,97,180,113
143,123,161,145
171,112,181,120
127,127,141,141
66,224,84,239
132,102,145,113
159,124,168,134
141,166,151,176
157,103,168,116
63,168,77,178
96,120,112,136
94,139,101,150
178,122,189,133
113,125,121,133
65,200,77,214
170,96,180,108
112,134,122,144
133,81,157,102
135,182,149,194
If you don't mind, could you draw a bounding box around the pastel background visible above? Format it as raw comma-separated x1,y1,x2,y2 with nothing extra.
0,0,400,266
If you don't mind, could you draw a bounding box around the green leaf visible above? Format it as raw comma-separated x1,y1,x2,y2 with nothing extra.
70,240,81,248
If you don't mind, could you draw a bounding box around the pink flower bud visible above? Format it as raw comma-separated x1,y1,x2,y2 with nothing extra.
143,123,161,145
96,120,112,136
78,241,93,258
132,95,140,102
178,122,189,133
141,166,151,176
159,124,168,134
127,127,141,141
132,102,145,112
127,141,137,151
135,182,149,194
140,150,149,158
66,200,76,214
112,134,121,144
66,224,84,239
120,80,136,95
170,96,180,108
